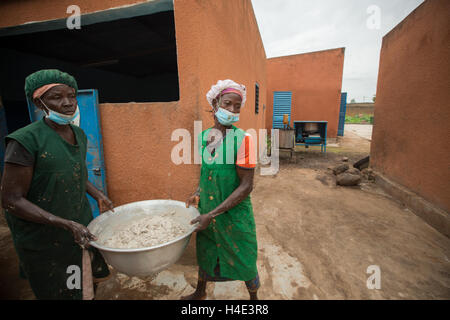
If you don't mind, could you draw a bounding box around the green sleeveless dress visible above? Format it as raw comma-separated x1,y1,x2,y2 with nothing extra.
196,125,258,281
4,118,108,299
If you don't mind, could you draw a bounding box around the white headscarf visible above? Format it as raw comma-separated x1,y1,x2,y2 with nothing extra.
206,79,246,108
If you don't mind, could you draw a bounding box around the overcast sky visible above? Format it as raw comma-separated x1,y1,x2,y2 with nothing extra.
251,0,424,102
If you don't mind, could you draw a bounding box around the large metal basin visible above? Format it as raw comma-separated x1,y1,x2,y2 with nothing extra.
87,199,199,277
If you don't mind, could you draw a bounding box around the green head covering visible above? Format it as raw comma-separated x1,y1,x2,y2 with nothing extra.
24,69,78,100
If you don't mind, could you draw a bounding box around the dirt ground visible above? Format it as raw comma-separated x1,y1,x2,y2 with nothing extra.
344,124,373,141
1,127,449,300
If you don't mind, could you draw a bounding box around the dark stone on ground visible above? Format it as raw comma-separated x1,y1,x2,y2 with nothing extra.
361,168,375,181
332,164,349,175
346,168,361,176
353,156,370,170
336,173,361,186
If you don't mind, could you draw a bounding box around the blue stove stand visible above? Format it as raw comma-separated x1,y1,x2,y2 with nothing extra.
293,121,328,152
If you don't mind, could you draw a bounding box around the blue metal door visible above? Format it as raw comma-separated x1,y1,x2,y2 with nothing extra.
0,101,8,174
272,91,292,129
337,92,347,136
26,89,107,217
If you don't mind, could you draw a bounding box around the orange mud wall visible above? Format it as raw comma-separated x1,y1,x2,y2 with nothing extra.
266,48,345,138
0,0,267,206
371,0,450,213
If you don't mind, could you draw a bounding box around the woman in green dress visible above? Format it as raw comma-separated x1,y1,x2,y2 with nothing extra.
1,69,112,299
183,79,260,300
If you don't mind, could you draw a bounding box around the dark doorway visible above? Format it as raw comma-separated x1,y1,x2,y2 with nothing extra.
0,7,179,135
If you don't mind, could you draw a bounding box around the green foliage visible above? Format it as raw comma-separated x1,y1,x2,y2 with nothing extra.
266,134,272,156
345,114,374,124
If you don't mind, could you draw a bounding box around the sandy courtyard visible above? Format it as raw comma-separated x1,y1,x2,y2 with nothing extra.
1,128,449,299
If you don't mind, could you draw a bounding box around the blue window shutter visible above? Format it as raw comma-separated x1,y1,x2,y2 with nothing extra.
272,91,292,129
337,92,347,136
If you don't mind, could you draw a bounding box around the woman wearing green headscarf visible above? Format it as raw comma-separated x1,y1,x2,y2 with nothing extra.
1,69,112,299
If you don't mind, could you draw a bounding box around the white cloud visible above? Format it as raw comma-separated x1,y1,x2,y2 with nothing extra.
252,0,424,102
267,25,339,58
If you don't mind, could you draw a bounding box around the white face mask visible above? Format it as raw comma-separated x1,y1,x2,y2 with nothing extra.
212,96,240,126
40,99,80,126
214,107,240,126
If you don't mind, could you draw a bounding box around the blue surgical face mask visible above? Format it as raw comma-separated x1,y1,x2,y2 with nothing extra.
214,107,240,126
40,99,80,126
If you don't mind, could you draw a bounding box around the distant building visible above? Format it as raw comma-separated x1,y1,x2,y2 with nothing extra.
266,48,345,138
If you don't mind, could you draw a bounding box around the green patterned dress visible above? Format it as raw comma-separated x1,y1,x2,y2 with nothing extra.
196,125,259,289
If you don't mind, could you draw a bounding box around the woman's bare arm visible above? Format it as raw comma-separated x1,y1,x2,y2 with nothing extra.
1,163,97,246
208,167,254,218
191,167,254,231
